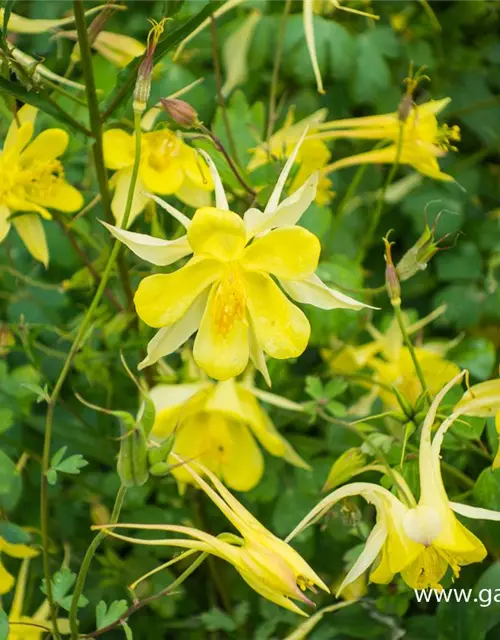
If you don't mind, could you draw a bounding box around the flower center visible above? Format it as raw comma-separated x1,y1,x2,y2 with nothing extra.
436,124,461,152
145,130,181,171
0,152,64,205
213,267,247,336
403,505,443,546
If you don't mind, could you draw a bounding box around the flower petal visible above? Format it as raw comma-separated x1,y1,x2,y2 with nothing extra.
242,227,320,278
193,284,249,380
0,205,11,243
0,560,14,595
244,172,318,238
175,178,212,208
180,147,214,190
4,104,37,151
244,271,310,359
135,258,221,328
198,150,228,210
280,273,370,310
20,129,68,164
30,180,83,213
13,214,48,266
248,317,271,387
111,170,149,226
236,387,309,469
337,521,387,595
101,220,192,266
150,382,209,439
138,292,209,369
218,421,264,491
140,157,184,195
450,502,500,521
103,129,134,169
147,193,192,229
187,207,246,261
303,0,324,94
264,129,308,214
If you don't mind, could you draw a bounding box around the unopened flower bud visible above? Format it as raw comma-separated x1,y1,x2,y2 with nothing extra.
0,325,15,356
160,98,198,128
133,18,167,114
398,92,413,122
396,217,451,282
117,425,149,487
383,237,401,306
90,498,111,527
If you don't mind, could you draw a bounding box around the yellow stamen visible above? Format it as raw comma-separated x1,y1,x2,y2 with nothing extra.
213,266,247,335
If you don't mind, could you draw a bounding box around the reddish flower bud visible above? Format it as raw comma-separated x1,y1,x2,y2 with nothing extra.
160,98,198,127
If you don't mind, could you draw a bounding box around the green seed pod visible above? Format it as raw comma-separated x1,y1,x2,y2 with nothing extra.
117,426,149,487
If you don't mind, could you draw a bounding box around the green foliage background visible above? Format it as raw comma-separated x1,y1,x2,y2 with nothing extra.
1,1,500,638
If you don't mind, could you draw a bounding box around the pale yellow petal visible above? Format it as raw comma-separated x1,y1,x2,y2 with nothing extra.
218,421,264,491
0,205,12,243
175,178,212,208
140,157,184,195
4,105,37,151
134,258,222,328
187,207,246,261
280,273,370,310
0,559,14,595
244,272,310,359
30,180,83,214
111,170,148,227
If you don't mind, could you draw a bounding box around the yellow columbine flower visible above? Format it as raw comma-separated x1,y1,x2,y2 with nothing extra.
0,105,83,266
0,536,38,595
104,140,369,382
315,98,460,182
102,127,213,226
288,373,500,592
0,5,108,34
95,456,329,616
5,558,69,639
248,110,335,206
150,377,309,492
323,308,460,412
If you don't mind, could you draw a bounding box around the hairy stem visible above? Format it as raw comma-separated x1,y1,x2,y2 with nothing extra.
393,303,431,402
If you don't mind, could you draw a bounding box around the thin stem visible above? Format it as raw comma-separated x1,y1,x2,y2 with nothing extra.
53,214,123,312
83,552,208,638
39,18,143,630
69,485,127,639
393,303,431,402
210,16,240,166
357,121,404,263
267,0,292,141
73,0,134,311
198,125,255,197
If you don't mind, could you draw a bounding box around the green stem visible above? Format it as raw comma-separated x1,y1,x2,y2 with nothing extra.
39,14,143,630
266,0,292,141
69,485,127,639
72,0,134,311
357,121,404,263
393,303,431,402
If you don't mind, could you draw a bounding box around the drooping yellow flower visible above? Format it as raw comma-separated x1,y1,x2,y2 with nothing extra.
104,140,369,383
315,98,460,182
288,373,500,592
5,558,69,639
323,308,460,412
95,456,329,616
0,5,108,34
249,110,335,206
0,536,38,595
150,377,309,492
0,105,83,266
102,127,213,226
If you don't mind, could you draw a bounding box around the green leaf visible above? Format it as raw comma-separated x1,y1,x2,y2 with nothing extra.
0,609,8,640
41,568,88,611
200,608,237,632
0,449,22,511
20,382,50,404
0,409,13,434
1,0,16,51
96,600,129,630
54,454,88,475
0,521,30,545
0,77,90,135
474,467,500,511
46,469,58,486
448,337,495,380
352,28,399,103
436,242,483,282
51,446,68,469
